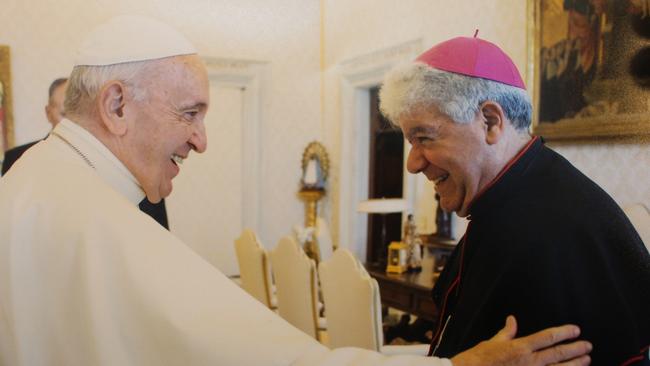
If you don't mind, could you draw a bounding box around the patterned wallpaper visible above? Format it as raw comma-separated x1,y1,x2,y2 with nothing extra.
550,141,650,209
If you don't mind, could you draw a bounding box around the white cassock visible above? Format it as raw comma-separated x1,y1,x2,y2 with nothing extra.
0,119,451,366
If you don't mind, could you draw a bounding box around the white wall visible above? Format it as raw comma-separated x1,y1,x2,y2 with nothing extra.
0,0,321,251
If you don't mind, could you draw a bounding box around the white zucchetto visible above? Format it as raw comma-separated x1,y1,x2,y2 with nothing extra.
74,15,197,66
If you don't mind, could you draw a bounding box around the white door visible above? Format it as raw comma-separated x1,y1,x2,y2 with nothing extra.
167,84,245,276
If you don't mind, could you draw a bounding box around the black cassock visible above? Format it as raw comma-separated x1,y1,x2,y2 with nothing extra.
430,137,649,366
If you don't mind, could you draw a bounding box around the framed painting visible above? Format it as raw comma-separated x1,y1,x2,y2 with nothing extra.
0,45,14,158
527,0,650,140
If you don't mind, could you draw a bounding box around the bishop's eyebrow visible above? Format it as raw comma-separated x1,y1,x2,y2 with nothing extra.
405,126,438,141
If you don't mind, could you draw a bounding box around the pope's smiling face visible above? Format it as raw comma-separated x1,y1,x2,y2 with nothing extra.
399,105,495,217
123,55,209,203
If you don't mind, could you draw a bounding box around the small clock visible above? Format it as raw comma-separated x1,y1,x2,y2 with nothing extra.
386,241,408,274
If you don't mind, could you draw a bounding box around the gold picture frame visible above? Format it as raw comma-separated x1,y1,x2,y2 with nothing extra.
527,0,650,141
0,45,15,157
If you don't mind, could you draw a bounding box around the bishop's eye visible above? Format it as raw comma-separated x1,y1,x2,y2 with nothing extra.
414,135,434,145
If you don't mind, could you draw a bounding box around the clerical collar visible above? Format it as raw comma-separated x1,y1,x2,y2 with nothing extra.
51,119,146,205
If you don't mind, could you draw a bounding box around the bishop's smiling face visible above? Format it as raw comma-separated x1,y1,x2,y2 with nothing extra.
125,55,209,203
399,105,494,217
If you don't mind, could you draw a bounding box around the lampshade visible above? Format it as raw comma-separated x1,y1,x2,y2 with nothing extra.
357,198,409,214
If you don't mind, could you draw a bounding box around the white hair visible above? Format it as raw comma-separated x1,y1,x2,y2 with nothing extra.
379,63,532,131
64,60,150,117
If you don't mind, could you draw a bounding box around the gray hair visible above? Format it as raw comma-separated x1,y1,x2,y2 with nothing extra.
379,63,532,131
64,61,150,117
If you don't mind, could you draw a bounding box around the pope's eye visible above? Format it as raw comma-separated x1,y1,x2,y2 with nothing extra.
184,110,199,120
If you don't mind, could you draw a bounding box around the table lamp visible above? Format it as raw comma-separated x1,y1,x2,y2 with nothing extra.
358,198,409,266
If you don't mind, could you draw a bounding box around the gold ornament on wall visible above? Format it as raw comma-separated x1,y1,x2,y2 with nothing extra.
300,141,329,191
298,141,330,262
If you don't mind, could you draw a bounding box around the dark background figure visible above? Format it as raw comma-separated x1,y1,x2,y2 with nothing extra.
2,78,68,175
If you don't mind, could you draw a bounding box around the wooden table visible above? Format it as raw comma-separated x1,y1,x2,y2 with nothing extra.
365,242,454,322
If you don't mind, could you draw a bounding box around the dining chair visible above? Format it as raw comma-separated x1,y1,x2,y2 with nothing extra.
270,236,326,341
234,229,277,310
318,248,427,354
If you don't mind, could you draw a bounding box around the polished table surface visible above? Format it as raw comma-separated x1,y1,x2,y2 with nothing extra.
365,242,455,322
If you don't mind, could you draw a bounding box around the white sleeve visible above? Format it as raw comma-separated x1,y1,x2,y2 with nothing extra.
292,346,454,366
53,204,455,366
110,212,451,366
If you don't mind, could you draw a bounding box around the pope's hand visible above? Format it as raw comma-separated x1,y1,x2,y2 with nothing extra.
450,315,591,366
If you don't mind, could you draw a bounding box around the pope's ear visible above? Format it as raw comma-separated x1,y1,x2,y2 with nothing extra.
97,81,128,136
480,101,506,145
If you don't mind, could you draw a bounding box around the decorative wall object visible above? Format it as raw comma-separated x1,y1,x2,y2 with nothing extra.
0,46,14,158
300,141,329,191
298,141,330,262
528,0,650,140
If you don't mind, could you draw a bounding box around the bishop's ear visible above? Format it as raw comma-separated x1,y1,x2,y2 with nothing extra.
480,101,506,145
98,81,129,136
